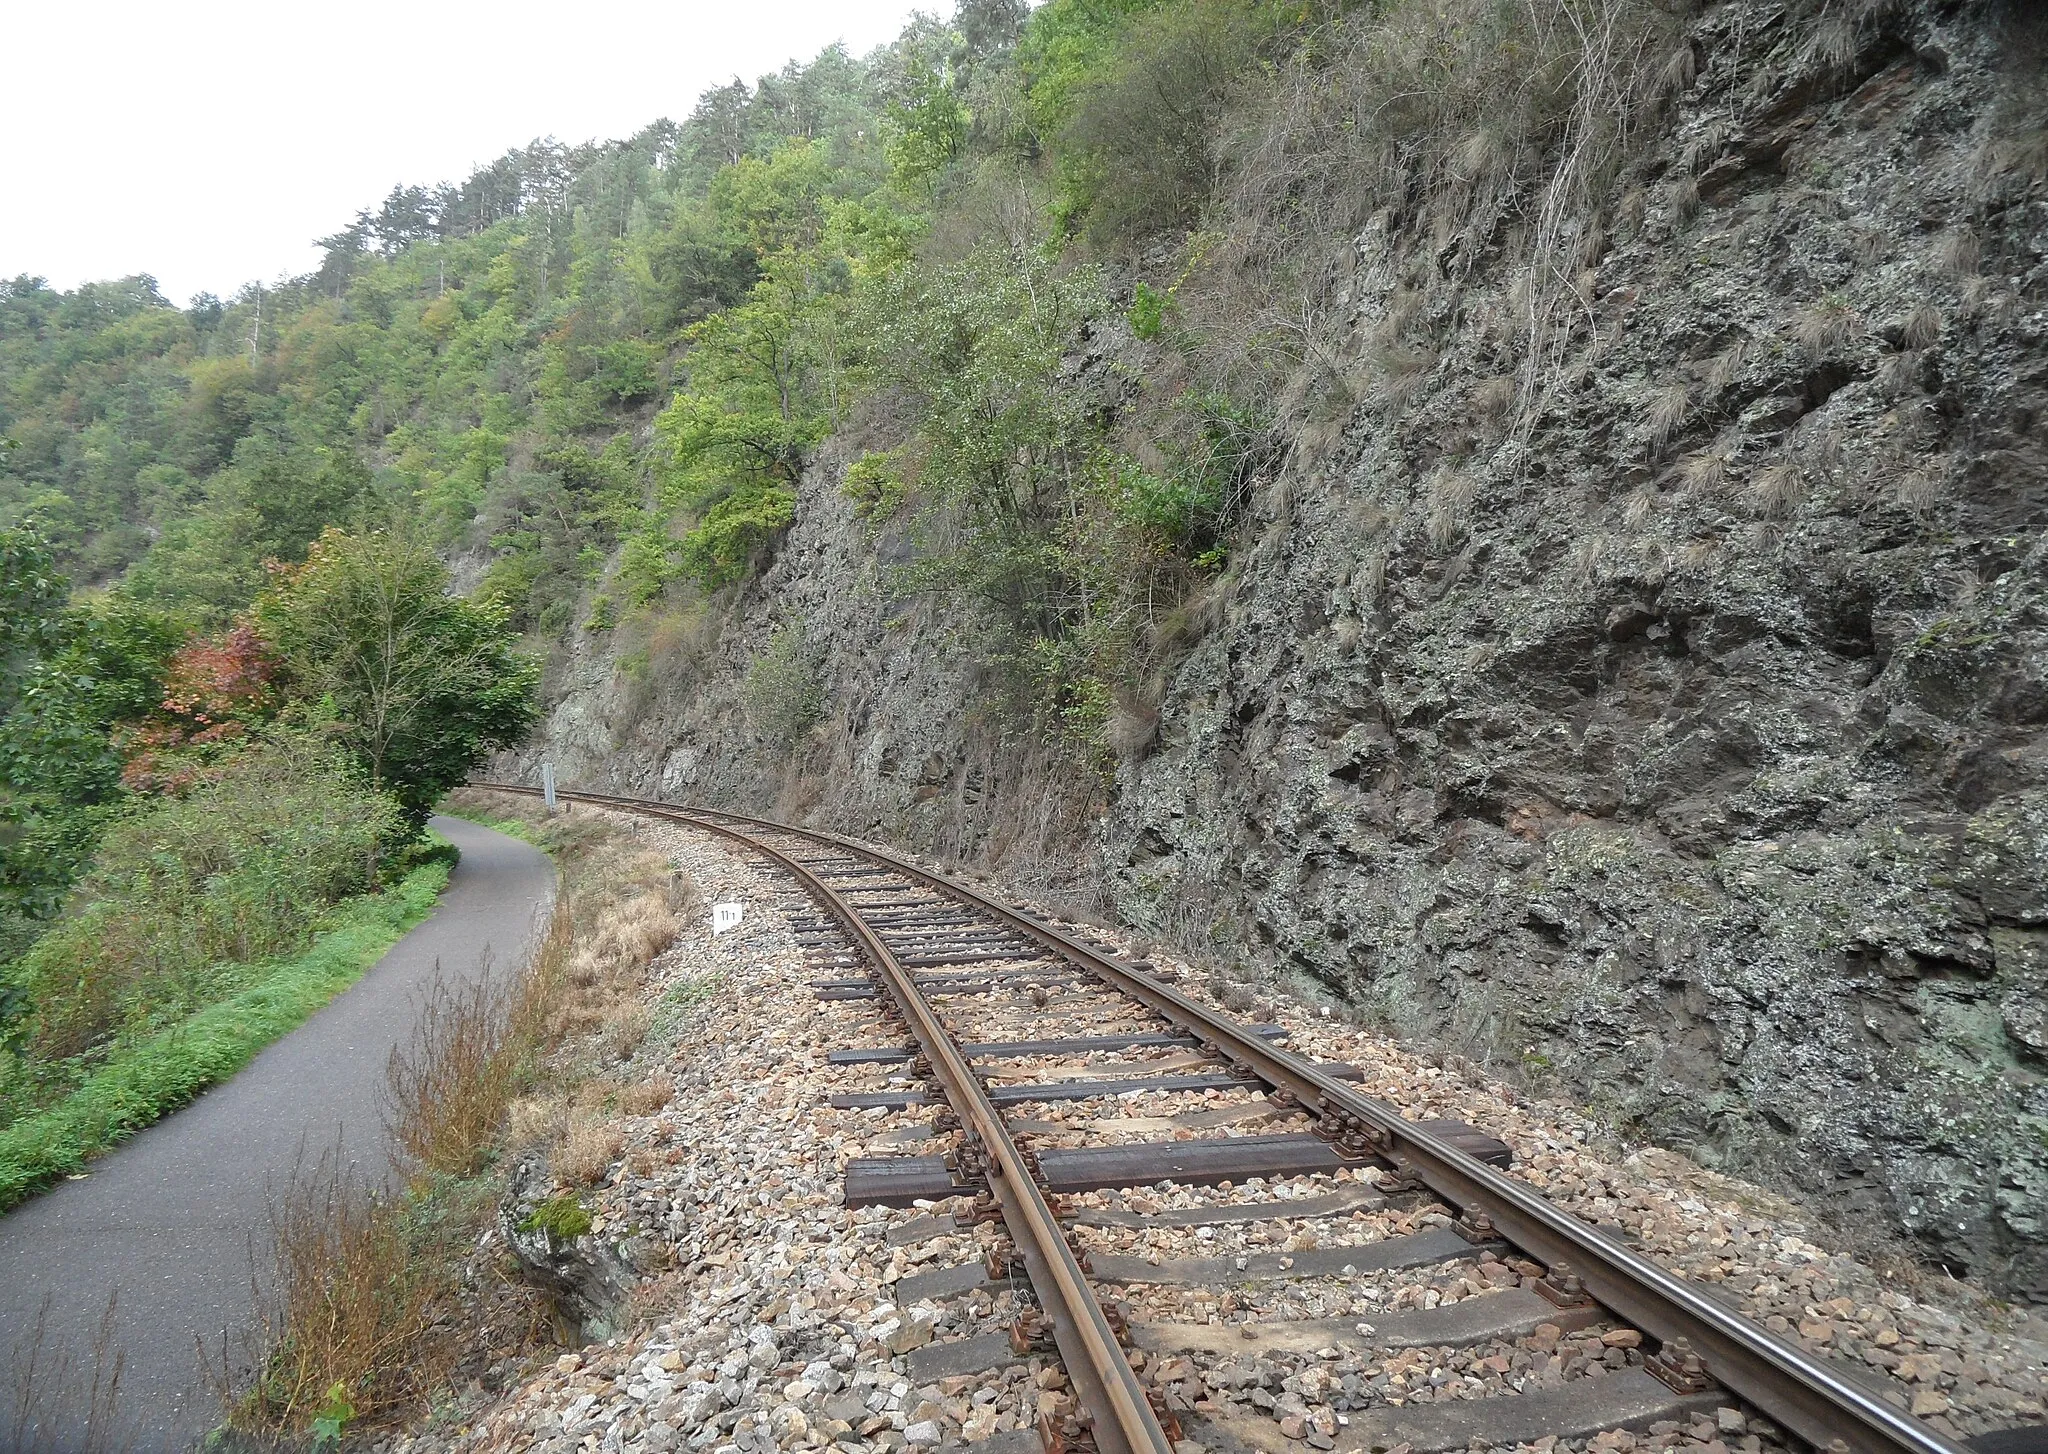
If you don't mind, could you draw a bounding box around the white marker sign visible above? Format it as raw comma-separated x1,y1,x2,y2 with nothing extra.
712,902,744,935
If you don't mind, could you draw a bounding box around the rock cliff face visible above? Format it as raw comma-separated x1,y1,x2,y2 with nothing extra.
506,0,2048,1296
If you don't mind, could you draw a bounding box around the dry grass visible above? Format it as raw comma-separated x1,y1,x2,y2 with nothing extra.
618,1073,674,1117
1706,337,1750,395
555,1114,626,1187
506,1094,569,1150
1670,175,1700,222
1567,533,1608,587
1932,228,1980,277
1647,381,1689,449
1792,299,1861,359
1893,467,1942,517
1188,0,1675,401
1473,375,1518,420
6,1291,130,1454
1678,446,1731,493
1808,14,1858,73
1747,463,1808,520
1899,305,1943,351
1425,468,1476,552
1107,698,1162,761
1877,349,1921,399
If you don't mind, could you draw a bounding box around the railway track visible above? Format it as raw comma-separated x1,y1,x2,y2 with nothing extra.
472,783,1994,1454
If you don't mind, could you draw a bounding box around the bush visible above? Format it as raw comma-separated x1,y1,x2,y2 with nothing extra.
742,626,826,747
842,452,909,521
4,738,405,1070
0,859,447,1209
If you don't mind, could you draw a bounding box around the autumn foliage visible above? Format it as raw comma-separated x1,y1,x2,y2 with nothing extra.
119,623,280,793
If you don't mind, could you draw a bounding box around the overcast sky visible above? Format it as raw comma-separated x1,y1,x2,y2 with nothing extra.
2,0,927,306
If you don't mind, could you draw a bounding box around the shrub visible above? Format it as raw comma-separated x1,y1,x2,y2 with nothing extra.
742,626,827,748
842,452,909,521
5,738,405,1069
1128,281,1169,339
1054,0,1278,242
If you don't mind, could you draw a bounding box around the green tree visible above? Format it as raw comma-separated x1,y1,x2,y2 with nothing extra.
0,532,183,956
256,529,540,822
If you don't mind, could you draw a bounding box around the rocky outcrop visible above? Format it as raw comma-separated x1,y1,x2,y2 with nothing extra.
1100,0,2048,1296
506,0,2048,1296
499,1155,650,1340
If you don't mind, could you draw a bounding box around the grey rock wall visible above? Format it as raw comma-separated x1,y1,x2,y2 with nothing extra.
1099,0,2048,1296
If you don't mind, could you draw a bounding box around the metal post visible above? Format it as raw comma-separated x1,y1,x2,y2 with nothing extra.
541,760,556,814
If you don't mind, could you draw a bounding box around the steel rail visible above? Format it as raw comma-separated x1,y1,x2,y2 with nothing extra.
497,788,1174,1454
474,783,1967,1454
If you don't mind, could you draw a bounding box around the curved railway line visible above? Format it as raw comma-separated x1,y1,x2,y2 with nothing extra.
474,782,2023,1454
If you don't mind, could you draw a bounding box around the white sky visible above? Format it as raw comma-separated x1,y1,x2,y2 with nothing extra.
1,0,927,306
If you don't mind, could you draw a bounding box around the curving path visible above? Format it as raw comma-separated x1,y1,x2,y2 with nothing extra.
0,815,555,1454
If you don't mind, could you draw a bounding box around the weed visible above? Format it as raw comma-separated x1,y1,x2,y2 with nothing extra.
1792,298,1861,359
385,962,520,1178
1647,381,1689,449
1899,305,1944,351
1748,463,1808,520
4,1290,131,1454
241,1143,456,1434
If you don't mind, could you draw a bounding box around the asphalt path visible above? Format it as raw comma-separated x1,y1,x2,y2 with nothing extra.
0,815,555,1453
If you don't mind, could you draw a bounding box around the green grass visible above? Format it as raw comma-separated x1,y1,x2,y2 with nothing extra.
437,801,547,847
0,859,453,1213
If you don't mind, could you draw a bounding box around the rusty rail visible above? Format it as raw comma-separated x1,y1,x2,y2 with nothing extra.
470,782,1970,1454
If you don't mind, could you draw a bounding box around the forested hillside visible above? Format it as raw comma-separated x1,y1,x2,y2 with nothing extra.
1,0,1279,739
6,0,2047,1299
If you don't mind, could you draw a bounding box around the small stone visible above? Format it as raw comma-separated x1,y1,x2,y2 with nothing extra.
1601,1329,1643,1349
903,1420,943,1447
558,1354,584,1373
883,1309,938,1355
1910,1391,1951,1419
1716,1409,1745,1435
1279,1416,1308,1440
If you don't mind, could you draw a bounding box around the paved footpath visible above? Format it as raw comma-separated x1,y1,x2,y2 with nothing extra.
0,816,555,1453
